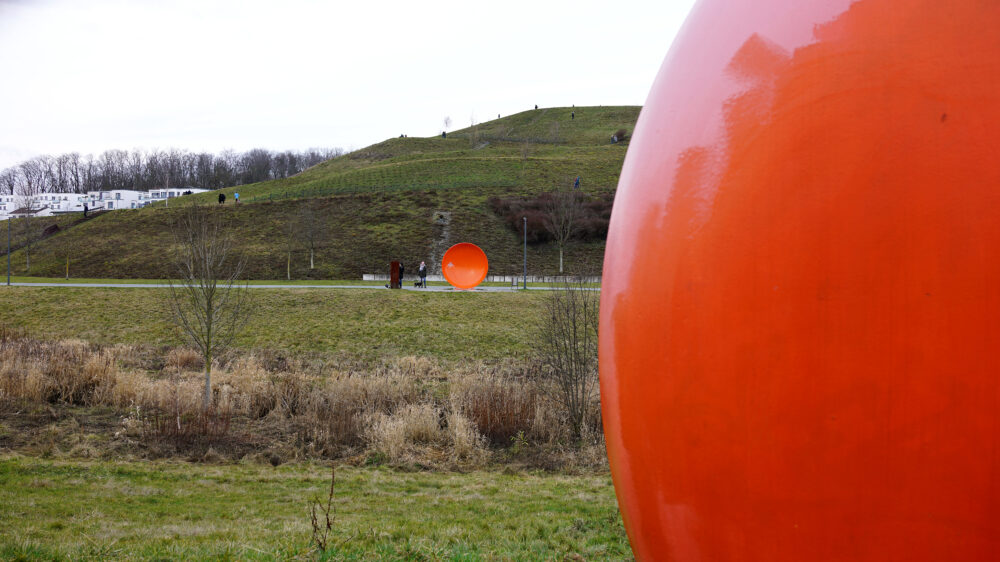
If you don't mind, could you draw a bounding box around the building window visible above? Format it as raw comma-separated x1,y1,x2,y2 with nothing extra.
107,202,113,209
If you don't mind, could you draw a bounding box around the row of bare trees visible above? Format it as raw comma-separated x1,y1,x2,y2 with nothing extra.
0,147,343,196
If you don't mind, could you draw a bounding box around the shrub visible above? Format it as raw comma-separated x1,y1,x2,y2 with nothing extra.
365,403,444,462
487,193,611,243
450,373,536,445
536,282,600,441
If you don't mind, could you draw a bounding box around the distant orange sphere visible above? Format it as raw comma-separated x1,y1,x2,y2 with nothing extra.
600,1,1000,560
441,243,488,290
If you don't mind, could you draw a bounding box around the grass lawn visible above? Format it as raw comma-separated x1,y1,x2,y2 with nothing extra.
0,286,547,361
0,456,630,560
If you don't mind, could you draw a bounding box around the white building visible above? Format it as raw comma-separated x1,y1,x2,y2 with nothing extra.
84,190,145,211
35,192,88,214
0,195,16,220
143,187,209,207
0,187,213,220
0,194,57,220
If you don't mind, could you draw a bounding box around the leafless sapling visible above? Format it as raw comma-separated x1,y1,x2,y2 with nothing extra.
14,194,43,273
542,190,585,273
536,281,601,442
297,204,326,270
167,204,251,409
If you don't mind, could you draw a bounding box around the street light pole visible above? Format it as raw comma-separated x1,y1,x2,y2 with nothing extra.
522,216,527,290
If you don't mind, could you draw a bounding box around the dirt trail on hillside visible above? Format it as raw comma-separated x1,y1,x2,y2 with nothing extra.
427,210,451,274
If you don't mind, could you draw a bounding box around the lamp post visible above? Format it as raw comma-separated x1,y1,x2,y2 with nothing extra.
6,216,10,286
522,216,527,290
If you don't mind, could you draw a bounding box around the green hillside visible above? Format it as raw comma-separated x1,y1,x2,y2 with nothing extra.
1,106,637,280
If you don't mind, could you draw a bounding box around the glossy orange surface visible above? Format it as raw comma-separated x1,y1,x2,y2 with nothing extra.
441,243,488,290
600,1,1000,560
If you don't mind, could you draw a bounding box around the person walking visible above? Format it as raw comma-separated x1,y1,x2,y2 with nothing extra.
398,262,405,289
574,176,580,190
418,261,427,288
83,203,88,218
218,192,226,204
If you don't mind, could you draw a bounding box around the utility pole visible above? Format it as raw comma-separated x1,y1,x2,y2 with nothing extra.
522,216,527,290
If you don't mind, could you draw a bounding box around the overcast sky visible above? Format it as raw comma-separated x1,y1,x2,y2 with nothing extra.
0,0,697,170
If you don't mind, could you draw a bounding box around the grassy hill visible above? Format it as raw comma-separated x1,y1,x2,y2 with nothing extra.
0,106,637,280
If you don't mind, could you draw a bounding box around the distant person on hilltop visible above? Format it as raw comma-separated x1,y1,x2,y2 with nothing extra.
534,104,538,110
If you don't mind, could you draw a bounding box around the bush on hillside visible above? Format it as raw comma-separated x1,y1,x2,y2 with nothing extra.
487,193,612,243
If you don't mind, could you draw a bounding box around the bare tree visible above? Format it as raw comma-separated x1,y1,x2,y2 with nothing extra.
537,282,600,441
297,204,326,270
542,190,584,273
468,117,480,148
0,168,17,195
14,194,43,272
168,205,251,408
18,159,45,195
66,153,82,193
443,116,452,132
284,215,298,280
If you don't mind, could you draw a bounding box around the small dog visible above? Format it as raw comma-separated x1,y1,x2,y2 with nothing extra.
413,280,425,288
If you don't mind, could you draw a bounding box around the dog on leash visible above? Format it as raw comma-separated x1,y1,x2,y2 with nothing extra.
413,280,425,288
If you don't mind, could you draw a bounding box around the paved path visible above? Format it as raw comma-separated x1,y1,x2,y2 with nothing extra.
6,282,598,292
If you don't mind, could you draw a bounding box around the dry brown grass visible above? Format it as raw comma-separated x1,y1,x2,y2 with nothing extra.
166,347,203,371
448,411,488,463
450,371,537,445
0,326,603,469
366,403,444,461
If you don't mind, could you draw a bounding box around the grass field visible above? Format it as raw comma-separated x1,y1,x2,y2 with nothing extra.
0,456,630,560
0,286,547,361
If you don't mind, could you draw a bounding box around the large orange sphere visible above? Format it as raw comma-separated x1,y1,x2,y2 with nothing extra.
441,243,488,290
600,1,1000,560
